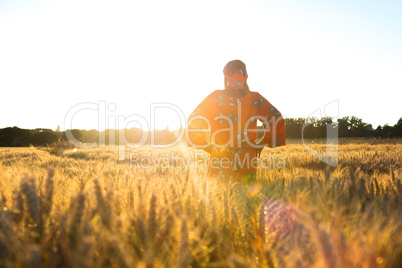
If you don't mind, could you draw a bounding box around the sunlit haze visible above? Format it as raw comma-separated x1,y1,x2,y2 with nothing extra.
1,0,401,131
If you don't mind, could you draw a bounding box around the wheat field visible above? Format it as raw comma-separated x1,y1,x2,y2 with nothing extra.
0,141,401,267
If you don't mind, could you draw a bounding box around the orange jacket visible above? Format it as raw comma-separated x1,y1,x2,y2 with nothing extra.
187,90,286,150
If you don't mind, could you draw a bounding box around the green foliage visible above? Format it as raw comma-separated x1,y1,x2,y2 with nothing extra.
1,117,401,148
285,116,402,139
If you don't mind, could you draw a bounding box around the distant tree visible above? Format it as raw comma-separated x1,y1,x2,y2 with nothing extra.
0,115,400,148
123,128,143,144
101,129,119,146
285,118,304,139
82,129,99,144
315,117,334,138
32,131,58,146
302,117,319,139
337,116,350,137
391,117,402,137
374,125,383,138
62,129,84,143
0,127,33,147
382,124,392,138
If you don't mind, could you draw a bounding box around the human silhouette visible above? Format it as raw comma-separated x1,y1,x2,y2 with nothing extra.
187,60,286,184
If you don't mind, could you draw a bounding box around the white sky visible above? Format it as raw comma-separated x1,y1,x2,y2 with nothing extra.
0,0,401,131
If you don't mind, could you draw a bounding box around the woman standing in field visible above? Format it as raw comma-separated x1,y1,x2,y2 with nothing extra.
187,60,286,184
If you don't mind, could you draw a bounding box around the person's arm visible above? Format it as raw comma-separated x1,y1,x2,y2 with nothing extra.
186,91,216,152
256,94,286,149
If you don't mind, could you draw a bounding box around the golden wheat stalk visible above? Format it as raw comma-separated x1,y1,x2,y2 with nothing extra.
94,178,111,229
21,178,41,241
147,192,158,241
177,218,191,268
43,167,55,216
68,192,85,250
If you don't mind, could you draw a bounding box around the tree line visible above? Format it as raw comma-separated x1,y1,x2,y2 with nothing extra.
0,116,401,147
0,128,177,147
284,116,402,139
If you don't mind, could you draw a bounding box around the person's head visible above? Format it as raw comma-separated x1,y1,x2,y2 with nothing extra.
223,60,249,91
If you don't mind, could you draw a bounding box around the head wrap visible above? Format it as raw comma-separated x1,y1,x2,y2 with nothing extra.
223,60,248,90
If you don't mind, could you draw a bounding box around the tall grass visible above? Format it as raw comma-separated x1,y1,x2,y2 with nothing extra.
0,143,400,267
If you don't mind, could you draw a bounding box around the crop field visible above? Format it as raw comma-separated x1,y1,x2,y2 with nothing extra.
0,142,401,267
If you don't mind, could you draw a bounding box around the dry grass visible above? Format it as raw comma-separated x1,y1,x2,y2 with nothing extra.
0,142,401,267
